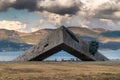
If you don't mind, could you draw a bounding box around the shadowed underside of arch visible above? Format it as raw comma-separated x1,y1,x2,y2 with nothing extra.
14,26,109,61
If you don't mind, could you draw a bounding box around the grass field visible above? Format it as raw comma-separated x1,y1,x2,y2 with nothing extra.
0,61,120,80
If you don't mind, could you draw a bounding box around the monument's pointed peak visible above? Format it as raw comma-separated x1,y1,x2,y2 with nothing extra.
60,25,66,28
59,25,67,30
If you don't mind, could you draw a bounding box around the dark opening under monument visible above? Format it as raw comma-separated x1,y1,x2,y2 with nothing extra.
14,26,108,61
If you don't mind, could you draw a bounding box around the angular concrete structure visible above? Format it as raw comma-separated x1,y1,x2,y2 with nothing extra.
14,26,108,61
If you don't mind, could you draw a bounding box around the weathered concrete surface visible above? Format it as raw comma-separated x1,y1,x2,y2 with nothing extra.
14,26,109,61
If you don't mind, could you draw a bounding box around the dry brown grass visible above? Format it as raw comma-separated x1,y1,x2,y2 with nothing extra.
0,61,120,80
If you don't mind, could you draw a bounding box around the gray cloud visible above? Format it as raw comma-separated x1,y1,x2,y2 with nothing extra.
0,0,15,11
0,0,81,15
12,0,37,11
0,0,36,11
37,0,81,15
93,0,120,20
0,0,119,17
0,0,119,31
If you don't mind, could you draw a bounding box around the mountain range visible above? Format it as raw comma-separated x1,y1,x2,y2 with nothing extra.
0,26,120,51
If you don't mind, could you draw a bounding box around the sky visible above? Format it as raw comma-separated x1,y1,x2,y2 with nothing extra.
0,0,119,32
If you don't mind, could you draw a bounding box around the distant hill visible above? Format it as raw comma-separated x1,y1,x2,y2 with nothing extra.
19,29,52,44
101,31,120,38
92,28,108,33
0,27,106,44
69,27,99,38
0,29,19,40
0,27,120,50
0,29,52,44
99,42,120,50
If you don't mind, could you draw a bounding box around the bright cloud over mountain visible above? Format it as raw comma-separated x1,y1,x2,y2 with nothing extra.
0,0,119,32
0,20,26,31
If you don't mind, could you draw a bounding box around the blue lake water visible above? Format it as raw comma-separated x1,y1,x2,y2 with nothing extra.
0,50,120,61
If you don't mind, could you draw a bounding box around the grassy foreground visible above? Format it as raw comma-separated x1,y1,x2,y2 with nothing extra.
0,61,120,80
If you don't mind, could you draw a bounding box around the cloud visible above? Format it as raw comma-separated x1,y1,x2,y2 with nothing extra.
117,21,120,25
0,0,37,11
37,11,71,25
0,0,119,31
0,0,119,18
0,0,81,15
0,0,16,11
0,20,26,31
35,11,89,28
80,0,110,10
37,0,81,15
100,19,115,26
93,0,120,20
113,11,120,18
11,0,37,11
31,27,39,32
